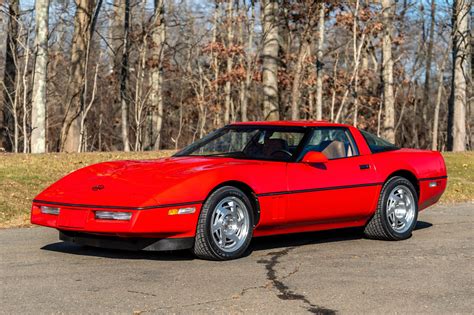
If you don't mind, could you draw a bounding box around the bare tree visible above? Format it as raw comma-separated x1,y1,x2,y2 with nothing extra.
119,0,130,152
381,0,395,143
109,0,125,73
261,0,279,120
223,0,234,124
1,0,19,151
78,61,99,152
60,0,95,152
290,3,318,120
420,0,436,145
239,0,257,122
31,0,49,153
432,53,448,151
315,2,325,121
20,25,31,153
447,0,469,151
334,1,366,124
150,0,166,150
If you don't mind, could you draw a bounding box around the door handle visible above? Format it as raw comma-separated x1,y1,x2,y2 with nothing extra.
359,164,370,170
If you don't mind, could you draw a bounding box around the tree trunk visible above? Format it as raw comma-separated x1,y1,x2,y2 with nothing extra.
211,2,221,126
224,0,233,124
261,0,279,120
1,0,19,151
150,0,166,150
330,52,339,122
78,62,99,152
31,0,50,153
334,32,366,123
352,0,360,127
315,2,325,121
109,0,125,74
288,4,319,121
381,0,395,143
108,0,125,149
119,0,130,152
60,0,95,152
432,54,448,151
240,1,256,122
21,30,31,153
447,0,469,151
420,0,436,148
290,41,308,120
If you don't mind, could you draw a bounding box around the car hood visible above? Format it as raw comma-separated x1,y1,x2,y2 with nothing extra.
34,156,255,208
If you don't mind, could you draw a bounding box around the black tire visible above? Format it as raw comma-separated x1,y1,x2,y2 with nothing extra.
364,176,418,240
193,186,254,260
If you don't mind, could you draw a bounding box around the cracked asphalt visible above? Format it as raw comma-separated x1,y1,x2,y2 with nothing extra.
1,203,473,314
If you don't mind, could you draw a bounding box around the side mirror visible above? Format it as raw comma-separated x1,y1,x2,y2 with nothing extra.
301,151,328,164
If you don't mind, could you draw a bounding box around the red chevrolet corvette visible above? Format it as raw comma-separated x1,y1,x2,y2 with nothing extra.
31,121,447,260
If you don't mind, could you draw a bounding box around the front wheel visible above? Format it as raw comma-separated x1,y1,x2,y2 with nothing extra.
193,186,254,260
364,176,418,240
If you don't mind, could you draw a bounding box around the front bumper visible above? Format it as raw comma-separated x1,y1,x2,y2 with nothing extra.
31,201,202,239
59,231,194,251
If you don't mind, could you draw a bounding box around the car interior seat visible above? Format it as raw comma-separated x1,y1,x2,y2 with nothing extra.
263,139,289,158
321,140,346,159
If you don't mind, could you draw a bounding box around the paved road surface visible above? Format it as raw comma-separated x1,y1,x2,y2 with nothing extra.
1,203,473,314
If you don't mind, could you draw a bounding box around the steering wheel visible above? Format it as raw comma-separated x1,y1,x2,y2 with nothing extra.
271,149,293,159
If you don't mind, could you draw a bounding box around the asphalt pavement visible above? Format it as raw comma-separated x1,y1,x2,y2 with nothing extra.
1,203,473,314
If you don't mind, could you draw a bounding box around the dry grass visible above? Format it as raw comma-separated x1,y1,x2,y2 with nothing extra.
441,152,474,204
1,151,472,228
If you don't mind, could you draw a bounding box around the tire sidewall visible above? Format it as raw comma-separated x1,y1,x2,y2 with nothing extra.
202,186,254,260
380,177,419,240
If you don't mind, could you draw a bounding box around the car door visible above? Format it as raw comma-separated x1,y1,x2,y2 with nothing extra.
285,127,379,225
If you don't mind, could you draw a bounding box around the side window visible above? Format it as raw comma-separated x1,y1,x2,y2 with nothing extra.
360,130,399,153
303,128,359,160
243,129,306,161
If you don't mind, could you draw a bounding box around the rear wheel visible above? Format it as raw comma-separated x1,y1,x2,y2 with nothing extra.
193,186,254,260
364,176,418,240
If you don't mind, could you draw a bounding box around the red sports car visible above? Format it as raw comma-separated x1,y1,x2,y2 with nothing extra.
31,121,447,260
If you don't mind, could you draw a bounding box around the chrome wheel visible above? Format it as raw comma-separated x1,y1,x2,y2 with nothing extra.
386,185,416,233
210,197,250,253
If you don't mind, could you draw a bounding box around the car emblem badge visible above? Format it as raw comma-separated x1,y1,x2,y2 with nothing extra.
92,184,105,191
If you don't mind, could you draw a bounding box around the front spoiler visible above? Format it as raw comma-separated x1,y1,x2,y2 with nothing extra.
59,231,194,251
